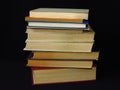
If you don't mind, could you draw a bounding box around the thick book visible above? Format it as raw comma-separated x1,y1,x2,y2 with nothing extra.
29,51,99,60
31,66,96,85
25,16,84,23
26,28,95,42
29,8,89,20
24,42,94,52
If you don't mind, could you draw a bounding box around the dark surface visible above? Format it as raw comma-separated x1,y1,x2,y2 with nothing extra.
1,0,120,90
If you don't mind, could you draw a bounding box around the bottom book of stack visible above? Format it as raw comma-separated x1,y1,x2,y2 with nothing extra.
31,66,96,85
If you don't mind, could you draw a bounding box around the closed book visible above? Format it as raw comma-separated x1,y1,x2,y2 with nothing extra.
25,16,84,23
27,22,88,29
24,42,94,52
27,59,93,68
31,66,96,85
29,8,89,20
26,26,88,29
26,28,84,33
30,51,99,60
26,28,94,42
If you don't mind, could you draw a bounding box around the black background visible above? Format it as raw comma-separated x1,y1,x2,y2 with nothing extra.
1,0,120,90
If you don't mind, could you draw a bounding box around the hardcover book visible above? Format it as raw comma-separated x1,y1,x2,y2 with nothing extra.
29,51,99,60
27,21,88,29
25,16,84,23
26,28,94,42
24,42,94,52
29,8,89,20
27,59,93,68
31,66,96,85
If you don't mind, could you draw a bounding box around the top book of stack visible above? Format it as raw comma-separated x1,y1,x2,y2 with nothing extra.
29,8,89,20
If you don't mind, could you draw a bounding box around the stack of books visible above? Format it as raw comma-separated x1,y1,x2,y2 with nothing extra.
24,8,100,85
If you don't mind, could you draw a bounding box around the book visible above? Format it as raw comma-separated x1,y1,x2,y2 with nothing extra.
25,16,84,23
29,51,99,60
26,26,88,29
27,59,93,68
27,24,91,30
26,29,95,42
31,66,96,85
24,42,94,52
29,8,89,20
26,28,84,33
27,21,88,29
